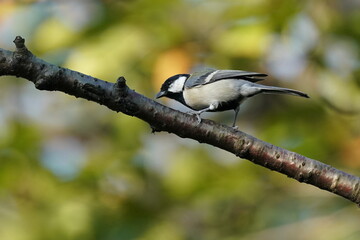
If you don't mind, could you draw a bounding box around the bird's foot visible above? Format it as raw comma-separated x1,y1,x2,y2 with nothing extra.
195,114,202,125
187,111,202,125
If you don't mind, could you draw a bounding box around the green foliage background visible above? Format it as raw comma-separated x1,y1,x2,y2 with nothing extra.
0,0,359,239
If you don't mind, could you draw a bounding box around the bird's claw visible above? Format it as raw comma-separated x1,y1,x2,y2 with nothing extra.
195,114,202,125
187,111,202,125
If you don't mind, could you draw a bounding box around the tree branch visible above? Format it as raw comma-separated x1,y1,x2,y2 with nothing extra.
1,36,360,205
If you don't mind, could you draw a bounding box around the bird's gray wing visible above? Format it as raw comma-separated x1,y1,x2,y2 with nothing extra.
184,68,217,88
212,70,267,82
186,69,267,88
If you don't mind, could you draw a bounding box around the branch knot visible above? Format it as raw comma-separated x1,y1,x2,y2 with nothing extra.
113,76,129,99
13,36,32,57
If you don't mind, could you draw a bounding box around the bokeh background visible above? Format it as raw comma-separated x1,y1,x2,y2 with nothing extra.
0,0,360,239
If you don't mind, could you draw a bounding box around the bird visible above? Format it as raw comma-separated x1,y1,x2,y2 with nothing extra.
156,68,309,127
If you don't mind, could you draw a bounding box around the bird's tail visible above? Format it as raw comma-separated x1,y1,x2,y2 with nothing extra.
259,86,309,98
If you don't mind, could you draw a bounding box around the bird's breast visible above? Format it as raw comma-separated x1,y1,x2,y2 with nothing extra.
183,80,245,111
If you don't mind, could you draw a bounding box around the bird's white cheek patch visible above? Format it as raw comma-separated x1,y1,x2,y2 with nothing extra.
168,76,187,93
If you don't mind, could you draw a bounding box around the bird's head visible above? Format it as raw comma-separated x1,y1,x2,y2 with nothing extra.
156,74,190,99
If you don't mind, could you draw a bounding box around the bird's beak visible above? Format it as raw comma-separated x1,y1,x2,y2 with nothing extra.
156,91,166,99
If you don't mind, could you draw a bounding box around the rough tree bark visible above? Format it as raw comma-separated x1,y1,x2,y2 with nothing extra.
1,36,359,205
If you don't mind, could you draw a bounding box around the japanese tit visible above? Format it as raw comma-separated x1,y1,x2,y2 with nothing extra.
156,68,309,127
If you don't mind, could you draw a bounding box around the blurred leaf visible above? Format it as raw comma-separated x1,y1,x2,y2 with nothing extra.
32,17,80,52
212,23,270,58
